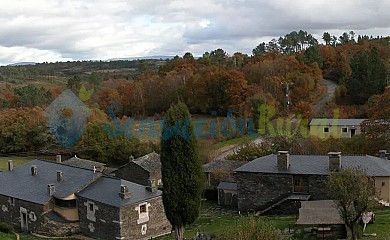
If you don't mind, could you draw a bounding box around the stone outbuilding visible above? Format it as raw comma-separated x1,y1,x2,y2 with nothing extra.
217,182,237,207
114,152,162,187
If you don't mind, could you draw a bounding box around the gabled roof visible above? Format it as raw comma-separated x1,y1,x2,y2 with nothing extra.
203,159,248,173
309,118,367,126
0,160,99,204
235,154,390,176
217,182,237,191
132,152,161,173
296,200,343,225
76,176,162,207
62,156,106,170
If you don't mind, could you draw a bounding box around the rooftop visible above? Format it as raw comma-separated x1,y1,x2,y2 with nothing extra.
0,160,99,204
235,154,390,176
296,200,343,225
77,176,162,207
309,118,366,126
62,156,106,170
203,159,249,173
217,182,237,191
127,152,161,173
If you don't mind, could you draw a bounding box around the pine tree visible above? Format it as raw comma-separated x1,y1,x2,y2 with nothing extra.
160,101,204,240
348,48,386,104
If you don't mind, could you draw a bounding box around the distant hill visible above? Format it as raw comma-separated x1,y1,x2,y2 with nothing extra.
7,62,36,66
107,56,174,61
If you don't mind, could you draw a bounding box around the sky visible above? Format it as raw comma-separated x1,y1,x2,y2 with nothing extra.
1,0,390,65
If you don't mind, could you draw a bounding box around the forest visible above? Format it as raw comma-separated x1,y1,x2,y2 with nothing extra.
0,30,389,164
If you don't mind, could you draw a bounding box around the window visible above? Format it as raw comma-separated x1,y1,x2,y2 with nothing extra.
140,204,147,213
293,176,309,193
54,198,76,208
342,127,348,133
89,203,94,212
323,127,329,133
382,182,386,187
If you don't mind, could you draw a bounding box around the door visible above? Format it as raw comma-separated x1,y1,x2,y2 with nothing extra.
20,209,28,231
350,128,356,138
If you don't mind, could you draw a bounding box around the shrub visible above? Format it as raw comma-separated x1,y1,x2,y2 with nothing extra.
218,216,279,240
0,222,14,234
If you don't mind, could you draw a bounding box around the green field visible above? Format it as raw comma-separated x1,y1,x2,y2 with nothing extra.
0,156,37,171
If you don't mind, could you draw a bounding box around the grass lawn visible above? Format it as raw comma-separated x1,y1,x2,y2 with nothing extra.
0,156,38,170
363,208,390,239
157,201,295,239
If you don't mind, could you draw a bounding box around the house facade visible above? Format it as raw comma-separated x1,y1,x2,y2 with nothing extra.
309,118,366,138
114,152,162,187
76,177,171,240
0,159,171,239
235,150,390,212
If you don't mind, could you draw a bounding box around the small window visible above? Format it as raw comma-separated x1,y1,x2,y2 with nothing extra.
324,127,329,133
342,127,348,133
9,197,15,206
89,203,94,212
382,182,386,187
140,204,147,213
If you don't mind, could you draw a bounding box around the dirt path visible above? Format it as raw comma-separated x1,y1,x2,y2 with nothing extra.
313,79,338,114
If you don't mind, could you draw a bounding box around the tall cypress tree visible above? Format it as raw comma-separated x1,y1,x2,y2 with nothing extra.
160,101,204,240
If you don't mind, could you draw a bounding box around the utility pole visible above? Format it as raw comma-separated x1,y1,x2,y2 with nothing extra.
283,82,292,112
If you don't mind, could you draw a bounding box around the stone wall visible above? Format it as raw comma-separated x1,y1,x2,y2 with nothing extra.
236,173,329,212
120,196,171,240
236,172,293,212
115,163,151,186
39,215,80,236
0,194,46,232
77,195,171,240
77,196,121,240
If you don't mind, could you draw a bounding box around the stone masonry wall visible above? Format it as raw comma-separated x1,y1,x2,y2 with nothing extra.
236,172,293,212
115,163,150,186
0,194,46,233
236,173,330,212
77,196,121,240
120,196,171,240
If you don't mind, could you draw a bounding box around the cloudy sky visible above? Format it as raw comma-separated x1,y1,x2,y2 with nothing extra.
1,0,389,65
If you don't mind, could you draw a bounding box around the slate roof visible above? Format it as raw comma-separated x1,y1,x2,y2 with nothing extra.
217,182,237,191
76,176,162,207
0,160,99,204
235,154,390,176
309,118,366,126
132,152,161,173
62,156,106,170
203,160,249,173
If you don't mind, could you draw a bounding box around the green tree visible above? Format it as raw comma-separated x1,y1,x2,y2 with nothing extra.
160,102,204,240
304,45,324,68
252,42,266,56
14,84,52,107
328,167,377,240
323,32,331,45
348,48,386,104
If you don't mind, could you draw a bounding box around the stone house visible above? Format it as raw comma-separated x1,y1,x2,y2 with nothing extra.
0,159,171,239
235,150,390,213
114,152,162,187
76,176,171,240
309,118,366,138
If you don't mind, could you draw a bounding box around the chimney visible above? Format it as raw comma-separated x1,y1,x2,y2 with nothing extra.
146,179,157,192
8,160,14,171
328,152,342,172
277,151,290,170
31,165,37,176
57,171,64,182
119,185,131,199
56,155,62,163
379,150,389,160
47,184,55,196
